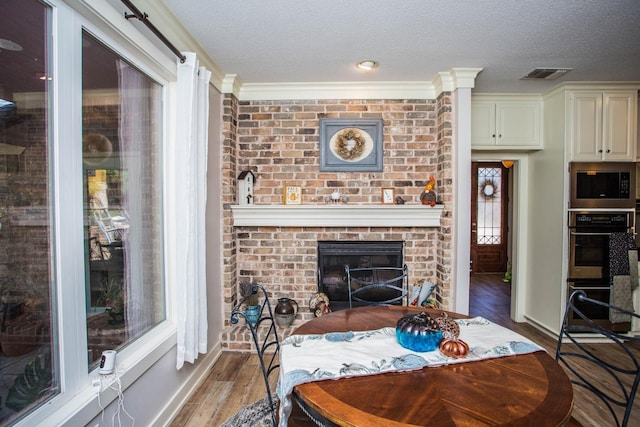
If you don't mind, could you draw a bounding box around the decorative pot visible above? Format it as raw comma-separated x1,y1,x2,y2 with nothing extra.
274,298,298,328
244,305,260,326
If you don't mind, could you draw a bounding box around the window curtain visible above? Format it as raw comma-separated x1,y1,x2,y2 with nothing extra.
117,60,151,338
175,53,211,369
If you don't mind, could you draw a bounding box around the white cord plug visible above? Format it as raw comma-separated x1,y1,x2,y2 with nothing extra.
91,375,101,393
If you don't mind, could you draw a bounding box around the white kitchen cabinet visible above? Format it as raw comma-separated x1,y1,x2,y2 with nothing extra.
472,97,542,149
568,90,637,161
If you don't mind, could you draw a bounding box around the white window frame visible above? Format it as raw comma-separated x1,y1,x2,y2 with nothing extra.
15,1,180,425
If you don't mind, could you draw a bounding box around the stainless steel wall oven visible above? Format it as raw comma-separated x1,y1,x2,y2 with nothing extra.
567,210,634,331
568,211,633,279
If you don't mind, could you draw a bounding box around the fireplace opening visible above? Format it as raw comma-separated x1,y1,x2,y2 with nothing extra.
317,241,404,311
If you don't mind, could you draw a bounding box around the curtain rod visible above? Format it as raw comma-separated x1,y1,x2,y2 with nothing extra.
120,0,186,63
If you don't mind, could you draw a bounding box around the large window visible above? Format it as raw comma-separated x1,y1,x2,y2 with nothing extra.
0,1,58,424
1,1,169,423
82,32,165,368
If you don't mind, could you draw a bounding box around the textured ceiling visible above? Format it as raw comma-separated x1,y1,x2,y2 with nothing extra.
163,0,640,93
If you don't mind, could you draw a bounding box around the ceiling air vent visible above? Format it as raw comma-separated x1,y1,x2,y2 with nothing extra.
521,68,572,80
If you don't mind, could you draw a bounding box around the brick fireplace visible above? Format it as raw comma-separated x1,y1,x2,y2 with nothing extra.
220,94,455,351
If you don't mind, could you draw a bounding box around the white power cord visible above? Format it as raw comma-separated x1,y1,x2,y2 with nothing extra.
95,368,135,426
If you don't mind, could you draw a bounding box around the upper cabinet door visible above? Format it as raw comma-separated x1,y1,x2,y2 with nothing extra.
603,93,636,161
496,102,541,147
471,101,497,147
471,98,542,150
569,91,602,161
569,90,637,161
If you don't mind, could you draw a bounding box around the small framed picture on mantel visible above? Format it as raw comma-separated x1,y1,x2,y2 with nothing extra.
382,188,395,205
283,185,302,205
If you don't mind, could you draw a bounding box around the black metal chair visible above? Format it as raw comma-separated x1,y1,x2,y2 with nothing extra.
229,283,316,426
345,264,409,308
556,289,640,427
230,283,280,426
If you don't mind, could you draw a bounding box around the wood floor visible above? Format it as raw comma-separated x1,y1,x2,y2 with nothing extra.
171,274,640,426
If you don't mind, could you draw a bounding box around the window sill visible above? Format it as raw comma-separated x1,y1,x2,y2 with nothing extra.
18,322,177,426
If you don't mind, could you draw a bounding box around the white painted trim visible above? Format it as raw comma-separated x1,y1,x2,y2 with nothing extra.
471,153,530,323
221,74,243,96
235,68,484,101
434,68,483,94
522,314,560,338
452,89,472,315
231,204,444,227
238,81,436,101
543,81,640,98
21,323,177,426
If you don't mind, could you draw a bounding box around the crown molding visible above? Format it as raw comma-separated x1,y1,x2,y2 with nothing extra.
433,68,483,94
236,81,436,101
232,68,483,101
221,74,244,96
542,81,640,98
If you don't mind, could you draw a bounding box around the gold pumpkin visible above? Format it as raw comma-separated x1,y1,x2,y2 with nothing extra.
439,338,469,358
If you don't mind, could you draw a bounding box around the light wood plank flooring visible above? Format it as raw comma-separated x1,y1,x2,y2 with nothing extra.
171,274,640,426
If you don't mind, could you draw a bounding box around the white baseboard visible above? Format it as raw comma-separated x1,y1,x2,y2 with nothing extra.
155,342,223,426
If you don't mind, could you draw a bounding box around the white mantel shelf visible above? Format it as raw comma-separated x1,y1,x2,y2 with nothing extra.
230,204,444,227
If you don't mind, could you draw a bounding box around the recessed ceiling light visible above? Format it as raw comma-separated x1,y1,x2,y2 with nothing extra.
356,60,379,71
0,38,23,51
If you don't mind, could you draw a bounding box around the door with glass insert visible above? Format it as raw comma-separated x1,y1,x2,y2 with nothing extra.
471,162,509,273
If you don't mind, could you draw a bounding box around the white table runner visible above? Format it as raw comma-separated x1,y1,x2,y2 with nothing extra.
277,316,544,426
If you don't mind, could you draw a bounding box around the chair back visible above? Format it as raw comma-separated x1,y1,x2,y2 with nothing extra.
345,264,408,308
556,289,640,427
230,283,280,426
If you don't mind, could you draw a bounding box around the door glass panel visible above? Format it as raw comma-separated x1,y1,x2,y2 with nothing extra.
82,32,165,368
477,167,502,245
0,1,59,423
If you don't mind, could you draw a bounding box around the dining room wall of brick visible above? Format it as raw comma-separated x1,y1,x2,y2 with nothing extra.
220,94,455,350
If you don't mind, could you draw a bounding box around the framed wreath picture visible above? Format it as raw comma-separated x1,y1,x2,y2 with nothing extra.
319,118,384,172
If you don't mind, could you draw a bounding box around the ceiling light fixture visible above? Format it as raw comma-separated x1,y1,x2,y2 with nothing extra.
356,60,379,71
501,160,515,169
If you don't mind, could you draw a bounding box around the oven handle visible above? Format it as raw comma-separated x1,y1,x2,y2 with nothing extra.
568,285,610,291
569,231,616,236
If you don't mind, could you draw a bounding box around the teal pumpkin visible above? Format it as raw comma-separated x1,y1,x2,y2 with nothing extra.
395,312,443,352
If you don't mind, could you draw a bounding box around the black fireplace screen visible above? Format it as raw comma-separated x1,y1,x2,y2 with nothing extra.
317,241,404,310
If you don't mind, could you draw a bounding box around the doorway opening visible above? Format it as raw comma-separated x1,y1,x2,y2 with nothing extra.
470,160,513,322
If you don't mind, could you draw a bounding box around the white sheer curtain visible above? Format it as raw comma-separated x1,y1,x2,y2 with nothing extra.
117,60,149,338
175,52,211,369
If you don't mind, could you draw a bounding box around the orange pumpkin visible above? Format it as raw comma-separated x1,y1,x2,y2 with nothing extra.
439,338,469,358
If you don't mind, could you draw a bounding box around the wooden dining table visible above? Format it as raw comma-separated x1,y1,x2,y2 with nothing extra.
289,305,574,427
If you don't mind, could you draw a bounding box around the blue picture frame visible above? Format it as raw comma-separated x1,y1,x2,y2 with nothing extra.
319,118,384,172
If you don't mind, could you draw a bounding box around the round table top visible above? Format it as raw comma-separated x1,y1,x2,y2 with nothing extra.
291,305,574,427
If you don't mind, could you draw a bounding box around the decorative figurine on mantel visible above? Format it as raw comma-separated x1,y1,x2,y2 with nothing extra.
420,176,437,207
324,190,348,204
237,170,256,205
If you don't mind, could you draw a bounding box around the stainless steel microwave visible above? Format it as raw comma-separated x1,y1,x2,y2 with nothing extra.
569,162,636,208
